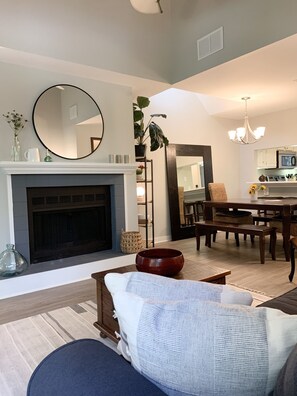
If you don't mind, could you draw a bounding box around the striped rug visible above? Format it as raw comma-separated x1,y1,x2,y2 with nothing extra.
0,300,117,396
0,290,271,396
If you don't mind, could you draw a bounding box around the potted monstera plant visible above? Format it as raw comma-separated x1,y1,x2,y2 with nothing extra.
133,96,168,157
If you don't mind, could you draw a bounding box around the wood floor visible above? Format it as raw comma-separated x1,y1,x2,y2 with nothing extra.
1,232,296,324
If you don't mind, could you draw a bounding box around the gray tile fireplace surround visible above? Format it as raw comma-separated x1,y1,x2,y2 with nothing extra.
9,173,126,277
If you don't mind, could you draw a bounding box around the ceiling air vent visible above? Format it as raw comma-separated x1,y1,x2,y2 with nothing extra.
197,27,223,60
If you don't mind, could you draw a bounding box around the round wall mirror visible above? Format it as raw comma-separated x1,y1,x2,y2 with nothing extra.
32,84,104,160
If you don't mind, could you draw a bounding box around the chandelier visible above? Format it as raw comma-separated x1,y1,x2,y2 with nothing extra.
228,97,265,144
130,0,163,14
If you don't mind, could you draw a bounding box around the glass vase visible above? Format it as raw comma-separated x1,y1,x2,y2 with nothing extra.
11,134,21,161
0,244,29,277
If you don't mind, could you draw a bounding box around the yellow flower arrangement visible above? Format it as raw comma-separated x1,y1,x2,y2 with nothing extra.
249,184,266,194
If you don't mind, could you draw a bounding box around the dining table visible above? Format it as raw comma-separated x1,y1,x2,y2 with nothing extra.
203,197,297,261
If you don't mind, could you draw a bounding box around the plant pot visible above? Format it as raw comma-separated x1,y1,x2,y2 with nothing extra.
135,144,146,158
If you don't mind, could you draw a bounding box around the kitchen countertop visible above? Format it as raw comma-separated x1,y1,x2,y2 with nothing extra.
248,181,297,186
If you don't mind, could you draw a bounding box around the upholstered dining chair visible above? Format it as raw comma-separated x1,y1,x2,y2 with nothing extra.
208,183,253,244
208,183,253,224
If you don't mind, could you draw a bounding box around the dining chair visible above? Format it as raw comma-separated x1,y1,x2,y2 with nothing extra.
208,183,253,223
253,209,281,225
289,237,297,282
208,183,253,244
269,216,297,238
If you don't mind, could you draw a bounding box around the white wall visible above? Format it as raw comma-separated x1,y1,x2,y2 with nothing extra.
146,90,297,243
145,88,240,242
0,60,137,254
0,62,134,162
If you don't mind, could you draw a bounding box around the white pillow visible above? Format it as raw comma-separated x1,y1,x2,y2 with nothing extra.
105,271,253,306
112,291,297,396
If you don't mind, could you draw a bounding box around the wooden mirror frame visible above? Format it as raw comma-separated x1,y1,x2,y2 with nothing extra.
165,144,213,240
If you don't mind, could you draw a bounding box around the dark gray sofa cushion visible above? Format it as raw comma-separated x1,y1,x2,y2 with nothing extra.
27,339,165,396
257,287,297,315
274,344,297,396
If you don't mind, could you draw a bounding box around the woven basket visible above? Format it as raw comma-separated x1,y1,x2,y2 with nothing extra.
120,231,143,254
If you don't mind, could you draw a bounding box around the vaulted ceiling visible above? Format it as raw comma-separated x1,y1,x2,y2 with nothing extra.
173,33,297,120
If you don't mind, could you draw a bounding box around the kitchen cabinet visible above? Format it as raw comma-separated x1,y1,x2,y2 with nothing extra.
136,157,154,248
257,148,277,169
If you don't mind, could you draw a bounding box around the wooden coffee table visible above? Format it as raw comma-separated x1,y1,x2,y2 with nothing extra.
91,259,231,343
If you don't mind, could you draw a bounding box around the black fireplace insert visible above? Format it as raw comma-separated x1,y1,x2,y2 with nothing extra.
27,185,112,263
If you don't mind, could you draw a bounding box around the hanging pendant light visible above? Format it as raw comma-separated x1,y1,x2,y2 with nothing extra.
130,0,163,14
228,97,265,144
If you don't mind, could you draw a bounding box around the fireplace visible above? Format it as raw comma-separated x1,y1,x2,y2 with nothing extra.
27,185,112,263
0,162,138,299
11,172,127,265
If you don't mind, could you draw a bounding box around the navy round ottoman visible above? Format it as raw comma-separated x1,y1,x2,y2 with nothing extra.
27,338,165,396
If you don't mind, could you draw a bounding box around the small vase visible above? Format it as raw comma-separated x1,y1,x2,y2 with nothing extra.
0,244,29,277
250,192,258,202
11,134,21,161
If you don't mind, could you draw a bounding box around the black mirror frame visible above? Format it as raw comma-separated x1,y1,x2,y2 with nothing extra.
32,84,104,160
165,144,213,240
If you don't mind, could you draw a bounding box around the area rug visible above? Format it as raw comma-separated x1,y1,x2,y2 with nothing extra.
0,288,272,396
228,283,272,306
0,300,117,396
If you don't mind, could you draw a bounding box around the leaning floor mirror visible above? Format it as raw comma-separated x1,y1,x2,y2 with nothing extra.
165,144,213,240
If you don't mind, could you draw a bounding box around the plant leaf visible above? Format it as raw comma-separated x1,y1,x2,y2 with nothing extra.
134,110,143,123
149,122,169,152
137,96,150,109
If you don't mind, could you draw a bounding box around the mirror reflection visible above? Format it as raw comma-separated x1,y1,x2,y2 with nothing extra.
32,84,104,159
176,156,205,227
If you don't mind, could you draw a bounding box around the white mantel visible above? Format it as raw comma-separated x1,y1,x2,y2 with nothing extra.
0,161,137,175
0,161,138,299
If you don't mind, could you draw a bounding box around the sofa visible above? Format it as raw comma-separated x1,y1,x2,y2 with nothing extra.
27,274,297,396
